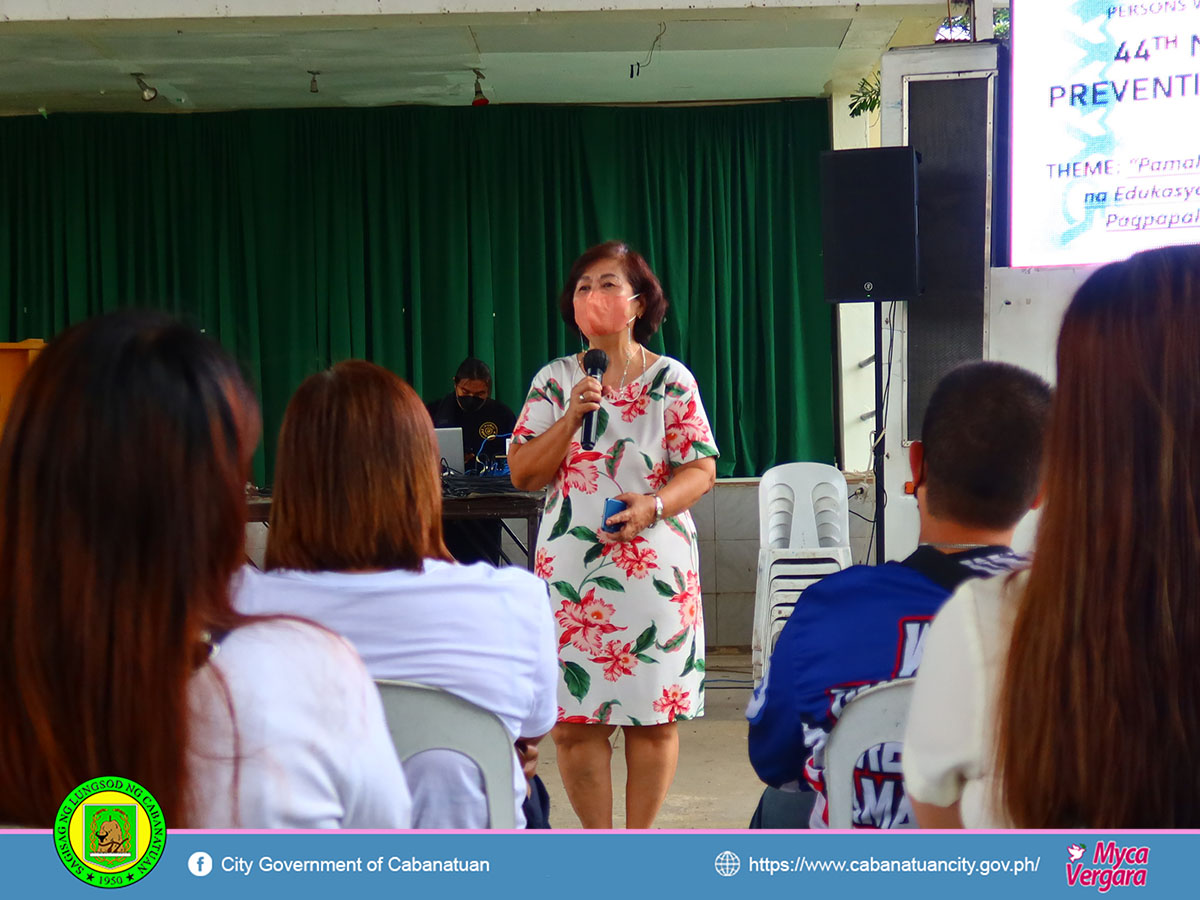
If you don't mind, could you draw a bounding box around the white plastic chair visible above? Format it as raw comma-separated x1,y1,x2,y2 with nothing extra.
374,679,517,829
758,463,850,550
768,564,845,585
767,604,797,655
752,545,853,683
823,680,916,829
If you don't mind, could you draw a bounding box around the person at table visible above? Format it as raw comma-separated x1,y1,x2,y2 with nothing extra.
0,311,410,829
426,357,517,470
508,240,718,829
238,360,558,829
428,357,517,565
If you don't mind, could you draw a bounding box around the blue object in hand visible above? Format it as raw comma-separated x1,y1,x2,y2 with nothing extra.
602,497,628,533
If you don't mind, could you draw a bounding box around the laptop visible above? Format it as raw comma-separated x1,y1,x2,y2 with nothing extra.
435,427,466,474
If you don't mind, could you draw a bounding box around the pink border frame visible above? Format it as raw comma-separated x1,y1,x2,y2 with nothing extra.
7,828,1200,836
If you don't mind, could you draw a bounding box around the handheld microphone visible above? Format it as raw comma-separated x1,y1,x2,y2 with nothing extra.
581,349,608,450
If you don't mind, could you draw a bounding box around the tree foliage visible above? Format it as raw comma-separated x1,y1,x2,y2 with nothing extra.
848,72,881,119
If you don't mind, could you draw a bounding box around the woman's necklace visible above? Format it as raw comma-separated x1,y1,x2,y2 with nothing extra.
581,344,645,393
617,344,646,392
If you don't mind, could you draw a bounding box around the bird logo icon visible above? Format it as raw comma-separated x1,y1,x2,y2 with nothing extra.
1068,843,1086,863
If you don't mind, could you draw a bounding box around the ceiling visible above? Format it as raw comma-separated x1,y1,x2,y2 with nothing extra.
0,7,946,116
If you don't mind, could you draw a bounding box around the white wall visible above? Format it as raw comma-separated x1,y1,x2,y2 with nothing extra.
987,265,1091,385
987,264,1094,554
829,84,880,475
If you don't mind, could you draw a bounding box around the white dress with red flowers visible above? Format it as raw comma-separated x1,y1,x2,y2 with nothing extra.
513,355,718,726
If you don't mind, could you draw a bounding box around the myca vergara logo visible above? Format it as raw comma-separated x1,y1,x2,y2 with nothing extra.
1065,841,1149,892
54,777,166,888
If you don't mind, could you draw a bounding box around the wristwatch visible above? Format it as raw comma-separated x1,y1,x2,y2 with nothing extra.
652,493,664,524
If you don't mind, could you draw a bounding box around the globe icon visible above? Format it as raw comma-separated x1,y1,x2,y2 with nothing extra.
714,850,741,877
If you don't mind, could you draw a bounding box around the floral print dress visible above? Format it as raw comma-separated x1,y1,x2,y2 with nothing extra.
513,355,719,726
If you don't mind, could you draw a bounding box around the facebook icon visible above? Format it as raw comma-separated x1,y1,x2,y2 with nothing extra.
188,851,214,877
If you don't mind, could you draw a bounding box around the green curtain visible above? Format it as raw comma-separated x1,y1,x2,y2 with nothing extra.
0,102,833,482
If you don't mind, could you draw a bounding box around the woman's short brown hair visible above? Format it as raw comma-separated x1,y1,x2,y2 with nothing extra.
265,360,450,572
558,241,668,345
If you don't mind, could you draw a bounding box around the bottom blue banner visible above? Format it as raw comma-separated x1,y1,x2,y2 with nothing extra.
0,830,1179,898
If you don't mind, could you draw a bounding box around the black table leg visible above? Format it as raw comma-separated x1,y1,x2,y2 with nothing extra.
527,513,539,571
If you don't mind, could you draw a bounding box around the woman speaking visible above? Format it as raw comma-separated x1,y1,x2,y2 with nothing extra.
509,241,718,829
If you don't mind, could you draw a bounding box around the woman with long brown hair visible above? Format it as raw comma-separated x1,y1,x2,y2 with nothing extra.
236,360,557,829
904,244,1200,828
0,311,410,828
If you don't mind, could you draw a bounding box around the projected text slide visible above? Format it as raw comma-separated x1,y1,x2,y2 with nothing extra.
1011,1,1200,267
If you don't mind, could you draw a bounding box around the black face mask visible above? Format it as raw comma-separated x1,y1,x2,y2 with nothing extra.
456,394,485,413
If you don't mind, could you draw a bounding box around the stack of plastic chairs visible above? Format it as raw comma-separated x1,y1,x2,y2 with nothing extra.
752,462,853,685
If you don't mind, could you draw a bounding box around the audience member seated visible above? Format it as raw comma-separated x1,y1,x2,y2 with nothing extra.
746,361,1051,828
0,312,410,828
236,360,557,829
906,245,1200,829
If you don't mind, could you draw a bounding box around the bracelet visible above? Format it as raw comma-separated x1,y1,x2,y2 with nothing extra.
651,493,664,524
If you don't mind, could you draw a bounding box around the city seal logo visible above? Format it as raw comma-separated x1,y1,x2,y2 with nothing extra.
54,777,165,888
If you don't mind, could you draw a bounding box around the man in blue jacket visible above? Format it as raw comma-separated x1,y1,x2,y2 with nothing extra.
746,361,1051,828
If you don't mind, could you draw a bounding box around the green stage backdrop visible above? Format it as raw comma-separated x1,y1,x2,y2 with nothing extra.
0,101,832,482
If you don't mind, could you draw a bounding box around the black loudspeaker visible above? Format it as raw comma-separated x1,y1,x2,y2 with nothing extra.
820,147,920,303
904,58,1008,440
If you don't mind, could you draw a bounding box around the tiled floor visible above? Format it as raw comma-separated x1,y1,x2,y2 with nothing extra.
538,651,765,830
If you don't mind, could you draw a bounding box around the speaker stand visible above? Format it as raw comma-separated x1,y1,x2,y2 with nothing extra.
873,299,886,565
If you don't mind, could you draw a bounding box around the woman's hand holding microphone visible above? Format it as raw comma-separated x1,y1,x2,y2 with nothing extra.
510,373,605,492
568,374,603,427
